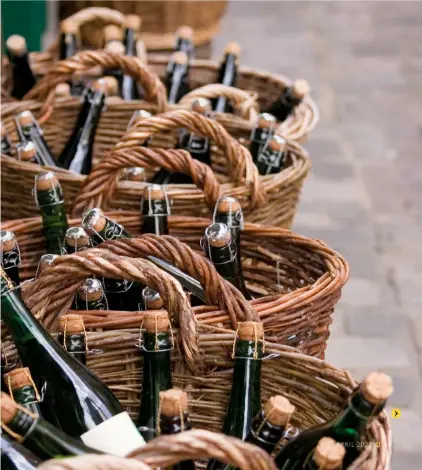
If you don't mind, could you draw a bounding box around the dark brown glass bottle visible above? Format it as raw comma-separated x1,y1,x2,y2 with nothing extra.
104,40,125,91
6,35,36,99
166,51,189,105
214,42,241,113
58,314,87,366
255,134,287,176
203,222,252,300
266,79,310,123
173,25,194,60
59,20,83,95
1,122,14,156
158,389,196,470
64,226,91,254
141,185,170,235
3,367,43,417
0,231,20,287
122,15,142,100
304,437,346,470
213,196,243,257
249,113,277,161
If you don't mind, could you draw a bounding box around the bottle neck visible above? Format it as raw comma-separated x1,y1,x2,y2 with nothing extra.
11,385,38,406
159,412,191,435
2,247,20,286
167,65,188,104
124,29,137,56
78,295,108,311
57,332,87,364
92,220,131,245
142,199,169,236
247,410,287,454
59,33,78,60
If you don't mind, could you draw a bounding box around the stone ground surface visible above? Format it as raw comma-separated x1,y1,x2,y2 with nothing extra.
213,2,422,468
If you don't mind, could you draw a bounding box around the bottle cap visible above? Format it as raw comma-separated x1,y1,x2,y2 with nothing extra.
82,208,107,234
35,171,60,191
58,314,85,334
0,230,17,253
237,321,264,341
102,76,120,97
61,19,78,35
1,392,19,424
4,367,33,391
205,223,231,248
263,395,295,426
291,79,310,99
78,278,104,302
312,437,345,470
191,97,212,115
170,51,188,66
361,372,393,404
37,254,58,273
65,227,90,248
125,167,146,182
256,113,277,129
176,25,193,40
6,35,28,57
159,388,189,417
105,40,126,55
104,24,124,43
143,184,165,201
143,310,169,332
20,141,37,162
143,287,164,310
55,83,71,97
224,41,241,57
16,110,34,128
268,134,287,153
125,14,142,32
215,196,241,214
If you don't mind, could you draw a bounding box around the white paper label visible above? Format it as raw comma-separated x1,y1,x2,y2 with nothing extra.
81,412,146,457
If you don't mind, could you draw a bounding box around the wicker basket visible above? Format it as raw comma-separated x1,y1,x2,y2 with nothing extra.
1,243,387,470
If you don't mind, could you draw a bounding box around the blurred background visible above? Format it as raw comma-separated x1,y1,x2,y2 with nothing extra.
2,1,422,468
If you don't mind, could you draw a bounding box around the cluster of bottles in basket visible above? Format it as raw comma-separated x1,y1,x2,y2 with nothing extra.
3,19,310,178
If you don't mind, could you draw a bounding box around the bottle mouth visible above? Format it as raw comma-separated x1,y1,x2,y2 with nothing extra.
205,222,231,247
0,230,17,252
16,110,34,128
38,254,59,273
256,112,277,130
82,208,107,233
65,227,90,246
35,171,61,192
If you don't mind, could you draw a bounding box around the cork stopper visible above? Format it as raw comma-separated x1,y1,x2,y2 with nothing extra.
216,196,241,214
125,14,142,32
237,321,264,341
144,184,165,201
176,25,193,40
361,372,393,405
291,79,310,99
78,278,104,302
6,35,27,56
55,83,71,97
143,287,164,310
125,167,145,182
61,19,78,35
263,395,295,426
82,208,107,234
159,389,189,418
16,110,34,128
0,230,17,253
105,40,125,55
205,223,231,248
224,41,241,57
58,314,85,334
256,112,277,129
20,141,37,161
191,97,212,115
1,392,19,424
1,122,8,138
104,24,123,43
170,51,188,66
143,310,169,333
38,254,58,273
35,171,60,191
65,227,90,248
4,367,33,391
312,437,346,470
102,76,119,97
268,134,287,153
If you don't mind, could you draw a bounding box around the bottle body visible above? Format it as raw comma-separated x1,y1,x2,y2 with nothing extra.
17,118,57,167
214,53,237,113
1,434,42,470
8,51,36,99
166,62,189,105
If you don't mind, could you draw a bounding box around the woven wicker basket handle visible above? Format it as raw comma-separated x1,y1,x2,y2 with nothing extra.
24,51,167,112
114,109,267,208
100,234,259,328
179,84,259,122
72,146,223,216
64,7,125,30
21,247,201,373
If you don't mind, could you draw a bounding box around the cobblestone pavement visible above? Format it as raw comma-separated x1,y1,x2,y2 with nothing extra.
214,2,422,468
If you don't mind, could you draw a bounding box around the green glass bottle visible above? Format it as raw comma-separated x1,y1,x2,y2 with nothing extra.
136,310,173,441
303,437,345,470
1,392,99,460
3,367,43,417
34,172,69,255
35,254,58,278
158,388,196,470
77,278,108,311
275,372,393,469
1,434,42,470
0,230,21,287
141,185,170,236
266,79,310,123
255,134,287,176
83,209,142,311
246,395,295,455
206,321,263,470
0,268,124,437
1,347,13,393
64,226,91,254
57,314,87,366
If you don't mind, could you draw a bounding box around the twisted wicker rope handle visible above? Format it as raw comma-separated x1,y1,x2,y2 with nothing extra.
179,84,259,122
24,51,167,112
72,146,223,216
100,235,259,327
21,247,201,373
64,7,126,29
114,109,267,208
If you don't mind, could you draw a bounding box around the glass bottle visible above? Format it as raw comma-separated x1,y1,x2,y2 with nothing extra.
104,40,125,91
173,25,194,60
6,35,36,99
1,434,42,470
266,79,310,123
57,314,87,366
3,367,43,417
136,310,173,441
121,14,142,100
0,230,20,287
141,185,170,235
166,51,189,105
1,122,14,156
58,20,83,95
143,287,164,310
77,278,108,311
275,372,393,469
64,226,91,254
255,134,287,176
304,437,345,470
214,42,241,113
249,113,277,161
17,141,38,164
213,196,244,258
35,254,58,278
34,172,69,255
